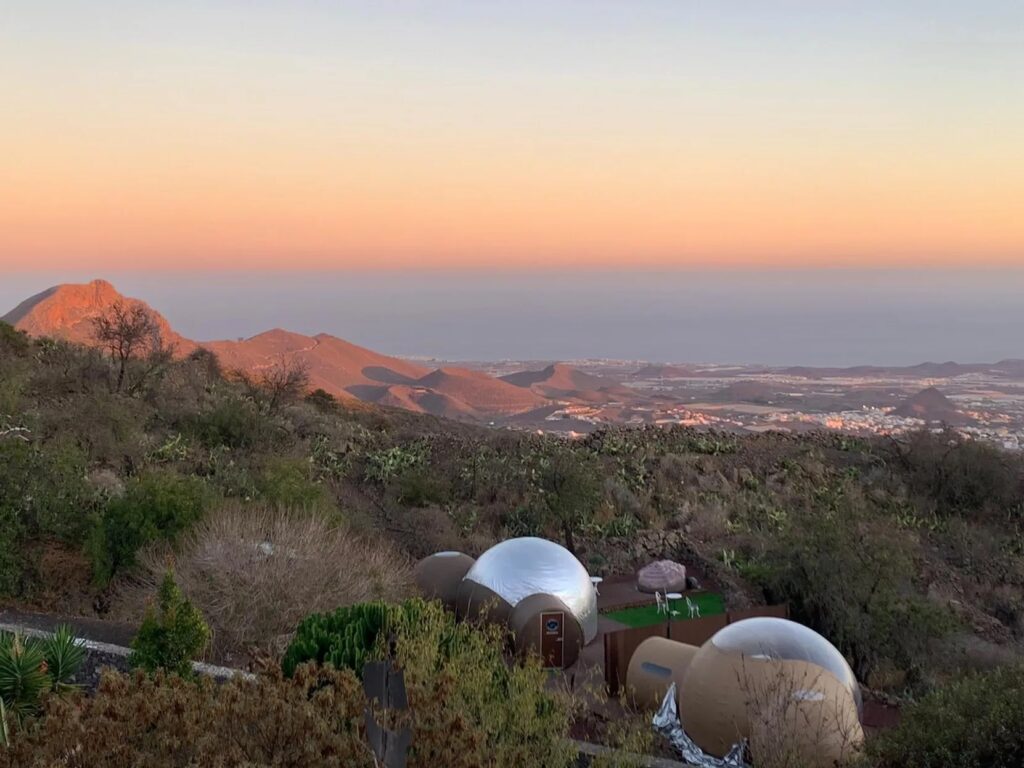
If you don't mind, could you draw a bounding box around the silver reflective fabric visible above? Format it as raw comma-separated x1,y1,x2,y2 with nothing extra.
461,537,598,642
710,617,862,714
653,684,750,768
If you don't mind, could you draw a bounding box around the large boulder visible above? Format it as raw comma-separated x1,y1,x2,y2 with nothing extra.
637,560,688,594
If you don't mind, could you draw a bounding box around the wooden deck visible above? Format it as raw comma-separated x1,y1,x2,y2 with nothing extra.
595,574,658,612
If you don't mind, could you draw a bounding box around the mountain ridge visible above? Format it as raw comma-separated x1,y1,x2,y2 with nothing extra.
892,386,971,425
501,362,635,403
2,279,196,354
3,280,547,420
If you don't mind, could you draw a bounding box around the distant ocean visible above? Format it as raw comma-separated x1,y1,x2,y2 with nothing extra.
3,269,1023,367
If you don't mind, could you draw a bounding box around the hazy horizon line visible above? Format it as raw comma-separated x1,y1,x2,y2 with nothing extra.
4,269,1024,369
6,264,1024,279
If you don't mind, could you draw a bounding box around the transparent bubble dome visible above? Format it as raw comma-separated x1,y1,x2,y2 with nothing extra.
709,617,862,712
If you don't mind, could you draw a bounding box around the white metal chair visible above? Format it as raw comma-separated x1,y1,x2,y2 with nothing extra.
685,596,701,619
654,591,666,615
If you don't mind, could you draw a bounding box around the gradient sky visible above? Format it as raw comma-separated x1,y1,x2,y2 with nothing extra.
2,1,1023,271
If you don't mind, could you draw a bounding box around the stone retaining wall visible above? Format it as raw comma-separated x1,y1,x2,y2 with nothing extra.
0,621,252,692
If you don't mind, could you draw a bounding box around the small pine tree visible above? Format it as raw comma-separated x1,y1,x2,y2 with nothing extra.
130,570,209,677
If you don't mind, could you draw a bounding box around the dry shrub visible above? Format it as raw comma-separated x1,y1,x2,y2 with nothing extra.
682,498,730,542
6,605,577,768
740,660,863,768
0,666,375,768
399,504,464,556
559,665,664,767
980,584,1024,635
586,705,658,768
123,503,413,661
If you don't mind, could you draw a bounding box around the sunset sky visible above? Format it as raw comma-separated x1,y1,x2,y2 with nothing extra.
2,1,1023,271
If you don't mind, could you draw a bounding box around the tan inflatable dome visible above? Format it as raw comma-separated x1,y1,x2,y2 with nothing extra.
459,537,598,642
509,593,584,669
414,551,476,608
679,618,864,768
625,637,698,709
455,578,513,626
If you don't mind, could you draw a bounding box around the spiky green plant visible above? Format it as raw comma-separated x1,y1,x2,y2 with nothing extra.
0,625,85,729
281,599,471,680
282,601,394,677
43,625,87,692
0,633,50,720
0,696,9,747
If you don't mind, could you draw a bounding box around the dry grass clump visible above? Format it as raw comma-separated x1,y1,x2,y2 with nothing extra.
122,503,413,661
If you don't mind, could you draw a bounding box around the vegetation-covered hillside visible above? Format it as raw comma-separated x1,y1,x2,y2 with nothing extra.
2,316,1023,695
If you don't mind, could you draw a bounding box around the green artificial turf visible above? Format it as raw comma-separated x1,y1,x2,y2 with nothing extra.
604,592,726,629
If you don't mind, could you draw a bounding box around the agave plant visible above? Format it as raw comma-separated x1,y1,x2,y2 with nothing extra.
0,697,8,747
43,625,87,692
0,632,49,720
0,625,85,724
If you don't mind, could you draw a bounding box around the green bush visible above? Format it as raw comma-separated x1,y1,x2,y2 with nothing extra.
537,447,602,555
0,441,95,597
394,466,452,507
130,570,210,676
89,470,209,583
282,601,395,677
34,391,152,468
868,664,1024,768
0,635,48,723
256,457,330,509
285,599,575,768
390,600,575,767
305,388,340,412
747,480,952,684
187,395,264,448
0,322,29,357
902,429,1022,519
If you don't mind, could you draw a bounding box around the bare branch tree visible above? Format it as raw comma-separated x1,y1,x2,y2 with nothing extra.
259,356,311,415
233,356,311,415
91,300,169,394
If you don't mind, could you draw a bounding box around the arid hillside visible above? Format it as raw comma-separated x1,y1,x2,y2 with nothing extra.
501,362,636,402
204,329,430,403
2,280,196,354
3,280,550,419
893,386,971,425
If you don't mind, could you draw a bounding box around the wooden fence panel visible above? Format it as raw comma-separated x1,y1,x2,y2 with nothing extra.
667,614,727,646
602,604,790,696
603,623,667,696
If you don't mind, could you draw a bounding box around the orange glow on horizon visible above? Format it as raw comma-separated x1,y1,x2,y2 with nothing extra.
3,3,1023,272
3,126,1022,271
